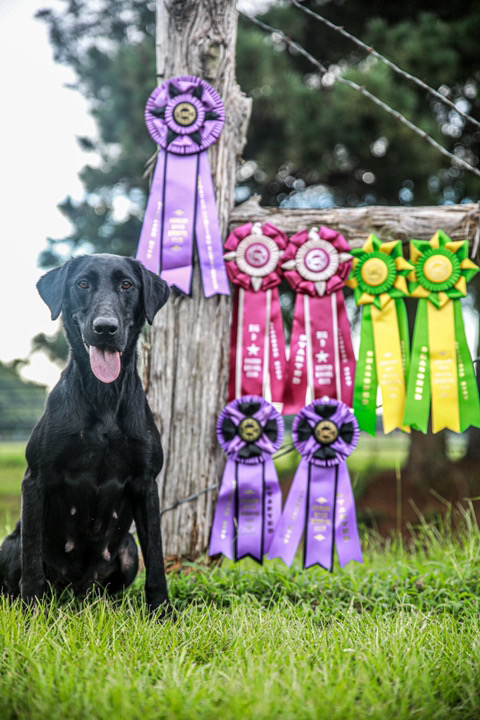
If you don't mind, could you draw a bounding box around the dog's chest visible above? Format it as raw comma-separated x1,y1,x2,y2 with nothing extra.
62,423,141,479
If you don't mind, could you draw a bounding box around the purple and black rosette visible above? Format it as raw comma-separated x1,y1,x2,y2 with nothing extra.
209,396,284,563
268,398,363,570
136,75,230,297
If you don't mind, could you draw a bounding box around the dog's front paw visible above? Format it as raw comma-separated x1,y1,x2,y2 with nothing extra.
20,579,45,609
151,601,177,623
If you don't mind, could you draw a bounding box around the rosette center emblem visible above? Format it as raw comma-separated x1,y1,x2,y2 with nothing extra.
314,419,339,445
236,232,281,280
294,400,359,467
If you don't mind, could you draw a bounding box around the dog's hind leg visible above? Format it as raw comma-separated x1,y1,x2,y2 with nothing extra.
0,522,22,597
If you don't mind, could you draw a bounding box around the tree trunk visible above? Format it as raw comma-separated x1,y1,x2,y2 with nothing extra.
146,0,251,558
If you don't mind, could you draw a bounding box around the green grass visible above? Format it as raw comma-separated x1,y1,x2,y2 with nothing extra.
0,443,26,530
1,508,480,719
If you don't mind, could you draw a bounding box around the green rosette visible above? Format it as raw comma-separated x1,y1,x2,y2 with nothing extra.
404,229,480,433
347,234,413,435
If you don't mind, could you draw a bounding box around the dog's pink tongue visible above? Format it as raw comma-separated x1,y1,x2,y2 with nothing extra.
89,346,121,383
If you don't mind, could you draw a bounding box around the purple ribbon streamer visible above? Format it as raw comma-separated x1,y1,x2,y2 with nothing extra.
209,458,236,560
236,462,264,561
263,456,282,555
268,460,362,569
267,458,309,567
304,464,336,570
160,152,197,294
137,150,230,296
335,462,364,568
136,151,166,274
196,151,230,297
210,458,282,563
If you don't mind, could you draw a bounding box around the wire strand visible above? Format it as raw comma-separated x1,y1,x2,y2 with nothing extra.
290,0,480,131
159,443,297,517
238,11,480,180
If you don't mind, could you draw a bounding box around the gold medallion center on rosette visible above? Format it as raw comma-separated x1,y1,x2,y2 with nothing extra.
360,257,389,287
314,419,339,445
423,255,453,284
173,102,197,127
238,417,263,443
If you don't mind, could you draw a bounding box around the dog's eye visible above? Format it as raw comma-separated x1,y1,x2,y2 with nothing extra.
78,280,89,289
121,280,133,290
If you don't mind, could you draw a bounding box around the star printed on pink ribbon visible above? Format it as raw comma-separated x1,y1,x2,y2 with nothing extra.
282,226,353,297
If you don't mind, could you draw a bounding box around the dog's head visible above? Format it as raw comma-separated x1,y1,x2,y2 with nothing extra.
37,254,170,383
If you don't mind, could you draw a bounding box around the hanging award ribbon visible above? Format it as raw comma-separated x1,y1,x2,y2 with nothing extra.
346,234,413,435
403,230,480,433
281,226,355,414
136,75,230,297
224,222,288,409
268,398,362,570
209,396,284,562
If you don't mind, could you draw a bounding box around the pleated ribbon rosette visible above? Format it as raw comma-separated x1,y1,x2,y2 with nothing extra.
281,226,355,414
346,234,413,435
136,75,230,297
224,222,288,410
403,230,480,433
209,396,284,563
268,398,362,570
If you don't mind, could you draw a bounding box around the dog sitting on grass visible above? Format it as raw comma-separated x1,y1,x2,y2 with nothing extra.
0,254,173,618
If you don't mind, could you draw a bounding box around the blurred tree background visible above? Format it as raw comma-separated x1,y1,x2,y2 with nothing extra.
30,0,480,531
36,0,480,264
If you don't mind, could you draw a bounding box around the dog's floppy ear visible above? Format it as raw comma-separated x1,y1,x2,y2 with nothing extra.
36,260,72,321
134,261,170,324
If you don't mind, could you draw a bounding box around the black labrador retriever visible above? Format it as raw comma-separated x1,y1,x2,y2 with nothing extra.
0,254,172,616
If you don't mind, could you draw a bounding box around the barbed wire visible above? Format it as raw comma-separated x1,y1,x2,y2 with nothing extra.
290,0,480,132
160,442,296,517
238,11,480,180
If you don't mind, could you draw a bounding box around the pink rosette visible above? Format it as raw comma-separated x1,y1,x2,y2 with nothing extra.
225,222,288,410
282,226,356,414
282,225,352,297
224,222,287,292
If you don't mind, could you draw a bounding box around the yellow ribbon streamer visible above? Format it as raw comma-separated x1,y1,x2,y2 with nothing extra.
371,300,409,434
427,301,460,432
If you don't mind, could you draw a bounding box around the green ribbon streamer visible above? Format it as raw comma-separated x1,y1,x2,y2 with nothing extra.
403,299,431,432
454,300,480,431
353,305,378,436
396,299,410,383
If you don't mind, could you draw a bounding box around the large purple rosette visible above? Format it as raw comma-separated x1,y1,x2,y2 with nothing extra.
136,75,230,297
209,396,284,563
268,398,363,570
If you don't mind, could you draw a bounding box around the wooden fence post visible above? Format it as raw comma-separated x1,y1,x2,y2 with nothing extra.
146,0,251,559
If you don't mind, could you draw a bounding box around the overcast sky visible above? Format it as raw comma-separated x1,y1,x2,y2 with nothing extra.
0,0,97,387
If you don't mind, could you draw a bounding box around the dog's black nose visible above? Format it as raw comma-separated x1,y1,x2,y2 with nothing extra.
93,316,119,336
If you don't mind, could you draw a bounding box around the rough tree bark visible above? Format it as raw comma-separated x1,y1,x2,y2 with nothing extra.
230,197,480,250
145,0,251,559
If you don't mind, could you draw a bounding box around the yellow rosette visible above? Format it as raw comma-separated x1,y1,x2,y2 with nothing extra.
347,234,413,435
404,230,480,433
